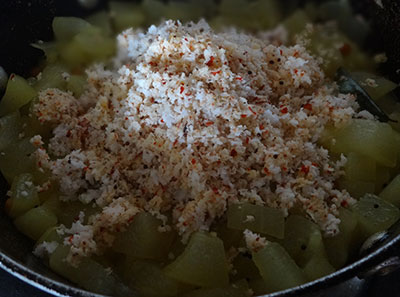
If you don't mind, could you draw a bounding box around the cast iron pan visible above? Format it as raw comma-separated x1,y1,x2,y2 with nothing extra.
1,0,400,296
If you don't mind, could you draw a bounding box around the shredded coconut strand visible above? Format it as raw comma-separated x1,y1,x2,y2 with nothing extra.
34,20,357,261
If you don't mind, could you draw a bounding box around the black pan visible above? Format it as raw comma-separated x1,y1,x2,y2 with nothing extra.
1,0,400,296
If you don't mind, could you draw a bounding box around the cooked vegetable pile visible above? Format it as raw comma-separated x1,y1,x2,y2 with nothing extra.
1,1,400,297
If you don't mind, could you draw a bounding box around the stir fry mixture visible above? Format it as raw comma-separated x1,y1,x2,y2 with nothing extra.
1,1,400,296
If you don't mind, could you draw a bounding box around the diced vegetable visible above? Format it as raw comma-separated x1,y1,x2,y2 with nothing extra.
344,153,376,182
213,221,244,250
283,10,311,41
252,242,306,293
0,138,36,183
86,10,113,36
231,253,260,281
164,232,229,288
227,202,285,239
351,194,400,238
5,173,39,218
14,206,58,240
339,179,375,199
320,119,398,167
49,245,131,296
0,111,22,151
113,212,175,260
324,208,358,269
66,75,87,97
375,166,392,194
53,17,91,42
303,256,335,281
380,174,400,207
36,226,63,246
122,259,180,297
31,42,58,64
0,74,37,117
74,26,116,61
110,2,146,32
351,72,398,101
34,64,69,91
282,215,326,268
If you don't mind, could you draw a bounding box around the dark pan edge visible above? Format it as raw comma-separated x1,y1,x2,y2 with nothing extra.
0,253,107,297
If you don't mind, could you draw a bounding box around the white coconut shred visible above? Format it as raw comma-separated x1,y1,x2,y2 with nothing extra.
33,19,359,261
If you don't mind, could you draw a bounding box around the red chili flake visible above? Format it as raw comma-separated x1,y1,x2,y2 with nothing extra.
206,56,215,67
311,162,319,167
241,114,247,118
282,166,288,172
341,200,348,207
293,51,299,57
173,139,178,146
230,149,238,157
339,43,352,56
180,86,184,94
10,74,15,80
281,107,288,114
280,49,283,55
128,216,135,223
294,69,299,74
211,70,221,75
160,119,164,123
83,166,89,172
264,168,270,175
245,137,249,144
184,38,188,42
68,235,74,243
248,106,256,115
185,92,192,96
329,106,334,112
259,124,264,130
191,158,196,165
303,103,313,111
300,165,310,175
236,77,243,81
66,130,72,138
162,81,166,85
212,187,219,194
205,121,214,126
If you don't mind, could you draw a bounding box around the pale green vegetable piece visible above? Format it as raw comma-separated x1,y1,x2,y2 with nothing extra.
0,111,22,151
324,208,358,269
86,10,113,36
113,212,175,260
43,197,99,227
252,242,306,293
122,259,180,297
49,245,131,296
74,26,116,61
320,119,397,167
249,278,270,296
232,253,260,281
34,64,69,91
53,17,91,41
164,232,229,288
58,41,89,69
344,152,376,182
283,9,311,40
21,113,53,140
0,138,36,183
36,226,63,246
339,179,375,199
5,173,39,218
141,0,166,23
0,74,37,117
227,202,285,239
213,221,244,249
66,75,87,97
303,256,335,281
351,194,400,238
375,166,392,194
351,72,398,101
14,206,58,240
109,2,146,32
380,174,400,207
282,215,326,268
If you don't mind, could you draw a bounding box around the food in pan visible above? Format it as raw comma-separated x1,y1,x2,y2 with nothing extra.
1,0,399,296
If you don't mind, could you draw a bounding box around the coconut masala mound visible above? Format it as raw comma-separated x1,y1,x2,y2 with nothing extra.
33,20,359,260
